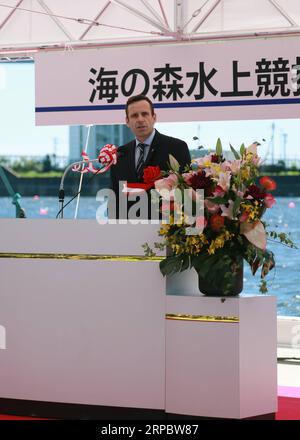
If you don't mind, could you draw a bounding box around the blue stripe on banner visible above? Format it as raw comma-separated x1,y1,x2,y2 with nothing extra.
35,98,300,113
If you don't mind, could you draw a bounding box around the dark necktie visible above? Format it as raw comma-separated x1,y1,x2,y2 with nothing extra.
136,143,147,177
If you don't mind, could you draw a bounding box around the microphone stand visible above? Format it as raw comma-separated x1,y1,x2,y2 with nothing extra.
58,158,99,219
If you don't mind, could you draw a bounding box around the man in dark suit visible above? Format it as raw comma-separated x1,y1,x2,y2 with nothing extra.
110,94,191,219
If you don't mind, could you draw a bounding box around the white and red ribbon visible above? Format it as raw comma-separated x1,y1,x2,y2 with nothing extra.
98,144,118,173
72,144,118,174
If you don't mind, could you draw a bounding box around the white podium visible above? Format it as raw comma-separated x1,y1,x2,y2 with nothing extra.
0,219,165,410
0,219,277,419
165,293,277,419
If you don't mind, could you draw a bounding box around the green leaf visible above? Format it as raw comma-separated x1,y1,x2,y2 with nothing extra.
180,255,190,272
190,254,207,272
251,255,263,275
207,196,227,204
142,242,156,257
229,143,240,160
154,242,166,251
216,138,223,156
259,279,268,294
168,154,180,172
232,196,241,218
193,254,220,279
240,143,246,155
159,255,183,276
201,259,219,279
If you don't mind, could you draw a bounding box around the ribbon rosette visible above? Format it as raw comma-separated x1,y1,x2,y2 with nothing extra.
98,144,118,172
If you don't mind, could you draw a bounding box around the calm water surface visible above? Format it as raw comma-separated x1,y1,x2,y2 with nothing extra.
1,195,299,316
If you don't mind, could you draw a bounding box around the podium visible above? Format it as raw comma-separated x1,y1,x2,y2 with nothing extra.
165,293,277,418
0,219,277,418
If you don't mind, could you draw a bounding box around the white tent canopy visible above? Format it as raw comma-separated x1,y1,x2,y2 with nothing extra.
1,0,300,58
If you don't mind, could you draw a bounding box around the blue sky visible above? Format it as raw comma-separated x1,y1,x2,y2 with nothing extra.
1,61,300,162
0,62,68,157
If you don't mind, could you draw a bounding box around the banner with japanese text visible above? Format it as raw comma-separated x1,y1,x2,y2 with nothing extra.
35,37,300,126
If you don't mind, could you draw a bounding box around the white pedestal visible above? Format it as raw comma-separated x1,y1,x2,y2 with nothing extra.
165,294,277,419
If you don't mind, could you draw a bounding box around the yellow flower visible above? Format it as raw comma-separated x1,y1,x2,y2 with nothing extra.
240,201,260,222
210,163,222,176
241,166,251,180
207,231,234,255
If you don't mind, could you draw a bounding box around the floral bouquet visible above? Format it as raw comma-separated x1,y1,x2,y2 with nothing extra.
143,139,296,295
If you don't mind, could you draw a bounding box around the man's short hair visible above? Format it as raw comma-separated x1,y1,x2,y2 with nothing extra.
126,95,155,117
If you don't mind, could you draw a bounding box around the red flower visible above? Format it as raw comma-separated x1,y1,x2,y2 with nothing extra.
210,154,220,163
264,193,276,208
210,214,225,231
143,166,161,183
210,154,224,163
245,184,266,200
259,176,277,191
190,171,214,196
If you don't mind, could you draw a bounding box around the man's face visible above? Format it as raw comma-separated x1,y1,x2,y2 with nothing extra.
126,100,156,141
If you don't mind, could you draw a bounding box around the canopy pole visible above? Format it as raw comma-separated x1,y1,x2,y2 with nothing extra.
74,125,92,219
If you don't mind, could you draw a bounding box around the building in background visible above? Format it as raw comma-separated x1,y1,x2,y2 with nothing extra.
69,125,132,161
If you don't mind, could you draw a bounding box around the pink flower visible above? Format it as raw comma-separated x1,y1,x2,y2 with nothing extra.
182,171,194,185
189,188,203,202
161,201,175,213
240,220,267,250
220,160,232,172
217,172,231,191
264,193,276,208
205,199,220,213
193,155,212,168
246,143,258,155
251,155,261,166
155,173,178,192
196,216,207,230
220,200,235,219
239,212,250,222
213,185,226,197
228,159,242,175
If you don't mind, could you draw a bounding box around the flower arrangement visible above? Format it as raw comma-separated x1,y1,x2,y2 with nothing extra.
143,139,296,295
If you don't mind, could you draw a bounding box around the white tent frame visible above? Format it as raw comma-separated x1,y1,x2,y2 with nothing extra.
0,0,300,60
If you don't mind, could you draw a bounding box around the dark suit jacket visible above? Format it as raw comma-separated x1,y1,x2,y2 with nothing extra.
109,129,191,218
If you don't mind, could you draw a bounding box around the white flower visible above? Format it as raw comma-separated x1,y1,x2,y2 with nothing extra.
228,159,242,175
217,172,231,191
246,143,258,155
220,200,235,219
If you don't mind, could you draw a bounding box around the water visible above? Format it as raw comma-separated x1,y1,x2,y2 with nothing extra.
0,195,299,316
